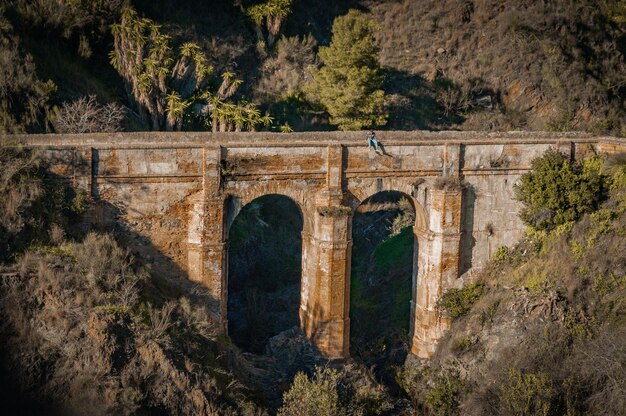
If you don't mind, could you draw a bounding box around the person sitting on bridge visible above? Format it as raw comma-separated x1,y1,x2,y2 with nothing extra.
367,130,383,154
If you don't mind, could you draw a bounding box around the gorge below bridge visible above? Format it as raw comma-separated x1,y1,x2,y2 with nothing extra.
6,131,626,359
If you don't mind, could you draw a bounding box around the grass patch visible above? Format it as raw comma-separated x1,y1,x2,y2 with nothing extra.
374,226,414,271
350,264,377,312
390,275,412,332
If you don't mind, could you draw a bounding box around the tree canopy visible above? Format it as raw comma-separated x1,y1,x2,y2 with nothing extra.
244,0,293,47
306,9,387,131
110,7,270,132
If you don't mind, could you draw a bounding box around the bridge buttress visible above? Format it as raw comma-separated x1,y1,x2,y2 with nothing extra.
187,146,229,332
411,188,463,358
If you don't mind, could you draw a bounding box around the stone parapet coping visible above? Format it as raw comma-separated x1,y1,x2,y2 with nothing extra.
1,130,622,148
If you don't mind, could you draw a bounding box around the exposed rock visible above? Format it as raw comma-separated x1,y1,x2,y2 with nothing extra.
265,327,327,377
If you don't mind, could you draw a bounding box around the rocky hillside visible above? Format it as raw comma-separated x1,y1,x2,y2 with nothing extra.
1,0,624,134
369,0,626,132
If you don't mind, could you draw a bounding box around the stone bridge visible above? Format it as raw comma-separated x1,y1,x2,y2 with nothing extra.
6,131,625,359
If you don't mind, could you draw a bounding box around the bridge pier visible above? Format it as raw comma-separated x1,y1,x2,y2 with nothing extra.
411,188,463,358
188,147,229,332
187,195,228,330
299,144,352,358
300,188,352,358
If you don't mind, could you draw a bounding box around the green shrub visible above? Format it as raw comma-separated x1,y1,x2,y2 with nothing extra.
492,246,511,267
351,380,394,415
514,150,607,231
499,368,555,416
563,308,595,339
424,370,465,416
396,359,427,407
451,336,475,354
479,299,500,327
438,282,485,319
278,367,344,416
396,363,464,415
569,238,585,259
592,272,626,296
524,270,554,296
69,187,89,215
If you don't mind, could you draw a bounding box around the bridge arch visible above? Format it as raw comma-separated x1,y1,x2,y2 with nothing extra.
347,188,430,358
225,193,304,352
348,188,428,232
224,180,318,233
346,177,429,231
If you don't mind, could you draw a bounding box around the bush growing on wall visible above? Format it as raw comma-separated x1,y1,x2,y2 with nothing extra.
514,149,607,231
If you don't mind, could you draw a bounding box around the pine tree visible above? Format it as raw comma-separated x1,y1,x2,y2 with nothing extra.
306,9,387,131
